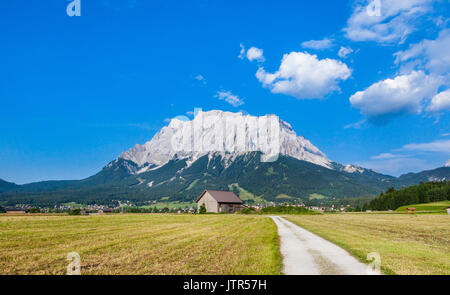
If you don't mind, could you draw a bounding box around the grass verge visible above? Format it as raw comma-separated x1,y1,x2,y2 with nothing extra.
285,213,450,275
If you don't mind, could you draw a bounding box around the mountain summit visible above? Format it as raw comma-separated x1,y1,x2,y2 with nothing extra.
118,110,331,173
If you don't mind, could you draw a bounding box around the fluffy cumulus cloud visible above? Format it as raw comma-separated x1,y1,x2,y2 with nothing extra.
349,71,441,119
394,29,450,76
446,159,450,167
427,89,450,113
391,29,450,116
215,90,244,107
301,38,334,50
338,46,354,58
238,44,265,62
256,52,351,99
344,0,434,43
246,47,265,62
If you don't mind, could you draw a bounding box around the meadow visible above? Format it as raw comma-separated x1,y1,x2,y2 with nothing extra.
285,213,450,275
395,200,450,213
2,212,449,275
0,214,281,275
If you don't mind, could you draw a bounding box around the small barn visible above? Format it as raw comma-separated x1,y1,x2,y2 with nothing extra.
196,190,243,213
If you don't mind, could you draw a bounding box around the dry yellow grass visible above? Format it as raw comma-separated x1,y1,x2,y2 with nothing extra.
285,213,450,275
0,214,281,275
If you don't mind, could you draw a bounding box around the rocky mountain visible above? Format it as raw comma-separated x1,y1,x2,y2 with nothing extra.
118,110,332,173
397,167,450,186
1,110,449,206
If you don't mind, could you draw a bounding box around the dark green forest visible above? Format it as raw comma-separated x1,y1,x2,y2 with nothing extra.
365,181,450,211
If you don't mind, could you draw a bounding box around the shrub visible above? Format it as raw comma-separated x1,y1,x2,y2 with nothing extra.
68,209,81,215
261,206,316,215
240,207,257,214
198,204,207,214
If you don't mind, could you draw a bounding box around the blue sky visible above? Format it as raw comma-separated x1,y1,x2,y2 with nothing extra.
1,0,450,184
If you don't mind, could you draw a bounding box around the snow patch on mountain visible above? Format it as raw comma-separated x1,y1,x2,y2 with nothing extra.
428,176,447,182
343,164,365,174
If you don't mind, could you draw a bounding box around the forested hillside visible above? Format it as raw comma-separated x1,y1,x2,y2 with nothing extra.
366,182,450,211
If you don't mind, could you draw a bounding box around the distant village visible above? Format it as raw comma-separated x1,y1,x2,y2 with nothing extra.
0,197,352,215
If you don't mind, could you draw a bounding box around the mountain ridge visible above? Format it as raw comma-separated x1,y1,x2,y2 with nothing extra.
1,110,449,205
2,152,449,206
0,179,18,193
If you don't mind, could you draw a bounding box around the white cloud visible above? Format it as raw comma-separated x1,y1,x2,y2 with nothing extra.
402,139,450,153
301,38,334,50
195,75,205,81
246,47,265,62
194,74,206,85
238,44,265,62
215,90,244,107
394,29,450,76
344,119,366,129
238,43,246,59
256,51,351,99
362,137,450,175
338,46,354,58
349,70,441,119
445,159,450,167
344,0,434,44
371,152,402,159
427,89,450,113
358,156,429,176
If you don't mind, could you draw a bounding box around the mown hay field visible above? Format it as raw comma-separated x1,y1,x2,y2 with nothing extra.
395,200,450,213
285,213,450,275
0,214,281,275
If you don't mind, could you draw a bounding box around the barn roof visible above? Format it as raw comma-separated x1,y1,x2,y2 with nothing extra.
196,190,243,204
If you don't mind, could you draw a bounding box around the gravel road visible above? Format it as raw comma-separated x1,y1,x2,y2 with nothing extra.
271,216,380,275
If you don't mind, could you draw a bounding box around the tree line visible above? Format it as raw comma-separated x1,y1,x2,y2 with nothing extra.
364,181,450,211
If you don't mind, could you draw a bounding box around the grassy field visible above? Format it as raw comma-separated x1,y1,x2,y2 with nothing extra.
228,183,268,204
138,201,196,210
285,213,450,275
0,214,281,275
395,200,450,213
